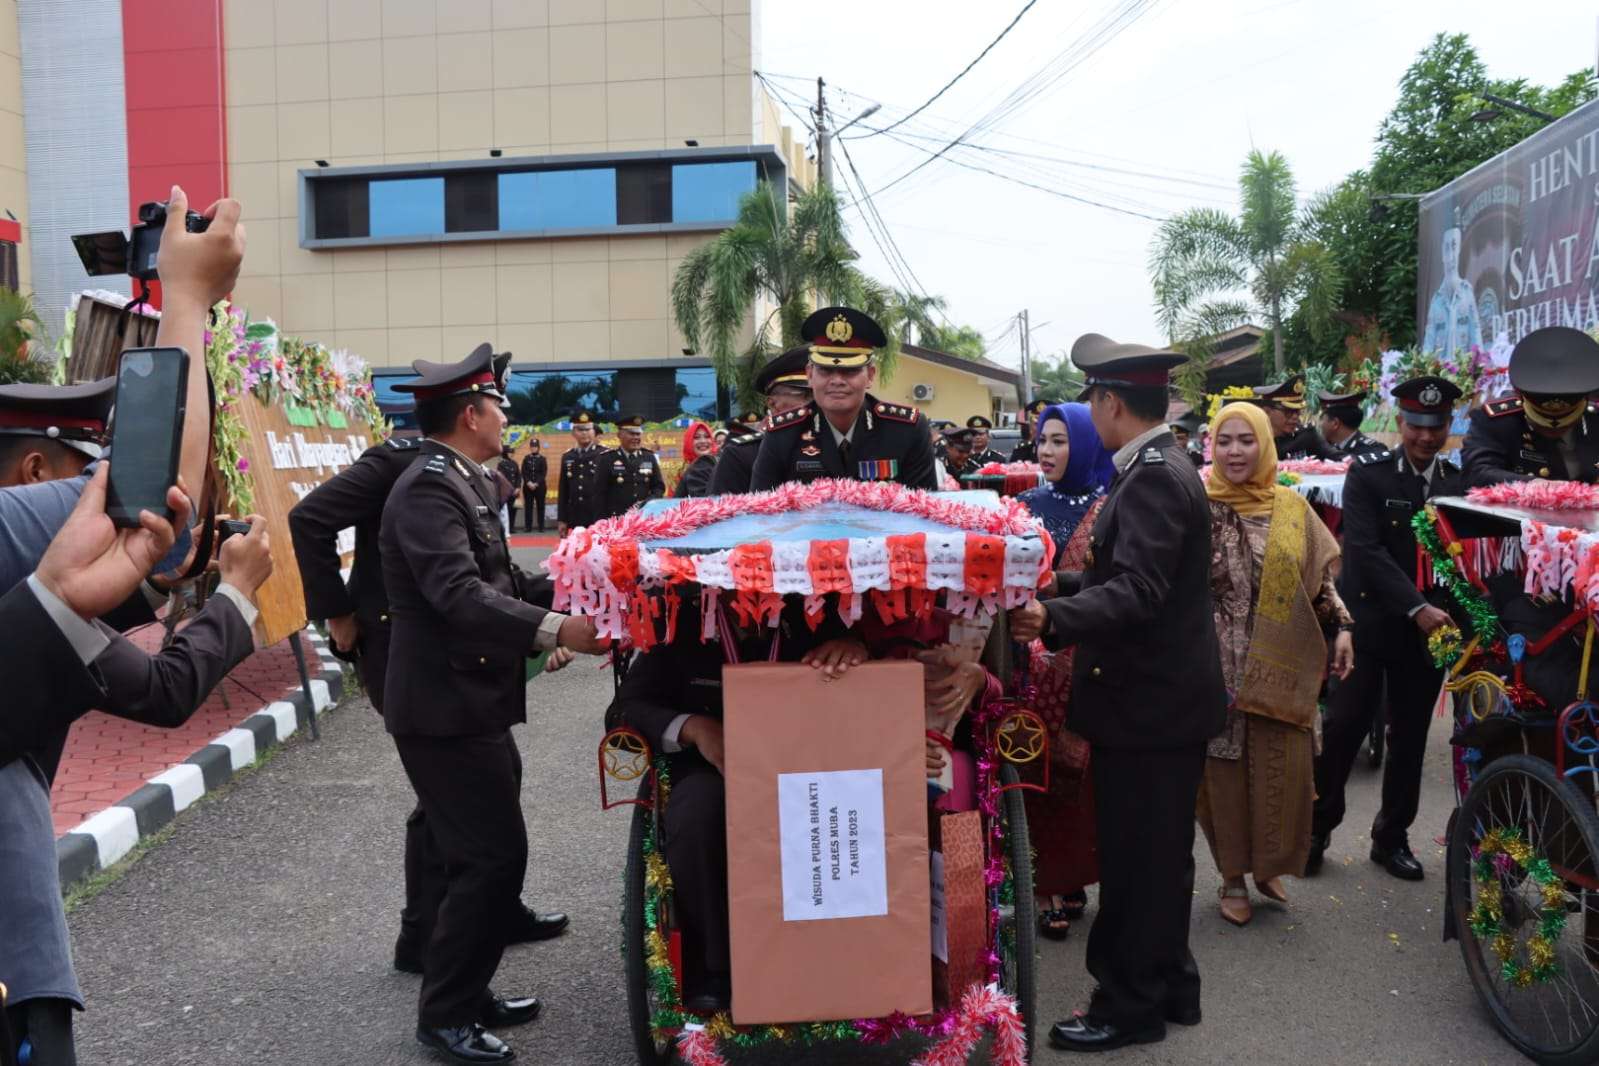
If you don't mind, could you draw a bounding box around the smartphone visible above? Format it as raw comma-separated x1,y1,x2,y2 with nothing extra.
215,518,252,552
106,346,189,528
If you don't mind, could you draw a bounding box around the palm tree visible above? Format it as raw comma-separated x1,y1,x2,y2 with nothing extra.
0,288,54,385
1149,149,1341,397
893,290,947,345
671,181,902,403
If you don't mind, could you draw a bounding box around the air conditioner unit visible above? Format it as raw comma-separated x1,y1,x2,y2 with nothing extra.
911,383,936,402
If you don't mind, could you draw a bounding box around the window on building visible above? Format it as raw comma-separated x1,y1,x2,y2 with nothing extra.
672,161,756,223
499,168,618,231
369,177,445,238
0,240,17,291
616,163,672,225
445,172,498,233
313,177,369,239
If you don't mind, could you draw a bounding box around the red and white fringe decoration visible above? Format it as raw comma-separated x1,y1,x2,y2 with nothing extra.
1522,520,1599,609
677,1028,728,1066
912,985,1028,1066
1277,457,1352,475
1470,480,1599,510
974,461,1043,477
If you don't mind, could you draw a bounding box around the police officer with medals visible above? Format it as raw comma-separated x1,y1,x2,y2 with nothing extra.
519,441,547,533
1462,326,1599,487
750,306,938,491
1253,376,1340,460
967,414,1005,465
556,412,606,536
1309,375,1464,882
604,414,666,517
1316,390,1386,458
380,353,605,1064
710,347,813,494
1007,333,1225,1052
1009,399,1047,462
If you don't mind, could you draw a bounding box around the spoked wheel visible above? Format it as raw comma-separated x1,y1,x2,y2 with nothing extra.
623,785,676,1065
997,764,1037,1061
1448,754,1599,1065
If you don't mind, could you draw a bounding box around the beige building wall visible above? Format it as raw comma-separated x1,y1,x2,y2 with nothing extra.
223,0,776,371
886,355,1009,426
0,0,28,291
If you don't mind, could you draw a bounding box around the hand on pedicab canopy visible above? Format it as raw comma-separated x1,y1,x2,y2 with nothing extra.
1413,604,1452,635
801,636,868,680
556,614,611,655
1008,599,1048,643
680,715,725,775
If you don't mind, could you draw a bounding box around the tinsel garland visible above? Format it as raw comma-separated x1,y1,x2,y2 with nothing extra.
1469,480,1599,510
1412,507,1501,643
1427,625,1465,671
1468,827,1565,986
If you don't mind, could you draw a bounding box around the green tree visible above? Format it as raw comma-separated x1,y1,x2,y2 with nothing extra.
892,290,947,345
1027,351,1083,404
0,289,54,385
1289,34,1596,355
671,181,903,403
1149,149,1341,400
920,322,986,360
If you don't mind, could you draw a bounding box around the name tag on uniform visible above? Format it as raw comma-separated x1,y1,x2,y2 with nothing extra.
640,464,654,475
1384,499,1411,509
858,459,899,481
1520,449,1544,463
475,505,490,515
796,459,825,475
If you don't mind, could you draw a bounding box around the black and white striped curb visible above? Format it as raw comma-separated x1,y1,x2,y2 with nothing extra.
57,630,350,890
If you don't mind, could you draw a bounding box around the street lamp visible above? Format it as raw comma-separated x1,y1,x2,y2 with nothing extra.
833,103,881,137
1469,92,1558,125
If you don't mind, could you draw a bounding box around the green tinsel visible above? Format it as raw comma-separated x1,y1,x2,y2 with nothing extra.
1411,509,1501,646
1469,909,1500,939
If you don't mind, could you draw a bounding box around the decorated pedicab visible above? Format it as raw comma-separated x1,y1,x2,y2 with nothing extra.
1417,481,1599,1064
544,479,1055,1065
958,461,1046,497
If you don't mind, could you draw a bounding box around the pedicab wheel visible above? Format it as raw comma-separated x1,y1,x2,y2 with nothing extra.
1448,754,1599,1065
997,764,1037,1061
624,783,676,1066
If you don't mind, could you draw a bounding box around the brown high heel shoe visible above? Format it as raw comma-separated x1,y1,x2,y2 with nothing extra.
1255,876,1289,904
1219,884,1252,926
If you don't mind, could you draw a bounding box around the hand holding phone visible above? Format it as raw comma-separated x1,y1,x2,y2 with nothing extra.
106,347,189,528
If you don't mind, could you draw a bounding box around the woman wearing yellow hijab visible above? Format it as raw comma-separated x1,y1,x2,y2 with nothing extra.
1200,402,1354,926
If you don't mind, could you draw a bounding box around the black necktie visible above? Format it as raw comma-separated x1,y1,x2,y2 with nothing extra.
838,437,852,472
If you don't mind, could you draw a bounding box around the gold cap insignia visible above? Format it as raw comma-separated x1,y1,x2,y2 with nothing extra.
825,314,854,344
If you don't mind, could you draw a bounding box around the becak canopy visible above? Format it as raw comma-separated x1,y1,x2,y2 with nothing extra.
543,478,1053,647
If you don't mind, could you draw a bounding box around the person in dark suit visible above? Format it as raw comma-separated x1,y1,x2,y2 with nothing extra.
555,412,606,536
494,446,521,526
1310,376,1465,881
1009,333,1226,1053
941,426,979,480
1462,326,1599,487
381,351,607,1064
967,414,1006,465
519,442,547,532
603,415,666,516
1009,399,1047,462
1316,390,1386,458
1254,376,1340,460
710,348,812,495
750,307,938,492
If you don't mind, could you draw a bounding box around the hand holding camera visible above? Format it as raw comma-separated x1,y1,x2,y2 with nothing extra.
155,186,246,312
217,515,273,599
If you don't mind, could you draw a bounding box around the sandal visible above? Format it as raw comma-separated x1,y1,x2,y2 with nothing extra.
1038,902,1072,940
1255,876,1288,904
1060,889,1088,921
1218,884,1252,927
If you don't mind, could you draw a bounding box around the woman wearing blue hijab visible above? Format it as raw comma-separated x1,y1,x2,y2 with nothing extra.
1016,401,1113,938
1017,402,1115,564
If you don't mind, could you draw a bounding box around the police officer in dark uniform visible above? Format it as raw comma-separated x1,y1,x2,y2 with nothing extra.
556,412,606,536
1310,375,1464,882
1009,399,1047,462
381,351,604,1064
942,426,979,480
1008,332,1225,1052
495,446,521,522
604,414,665,516
750,307,938,491
1316,390,1386,458
519,441,547,532
1253,376,1340,460
711,347,813,494
0,378,114,484
967,414,1005,466
1462,326,1599,487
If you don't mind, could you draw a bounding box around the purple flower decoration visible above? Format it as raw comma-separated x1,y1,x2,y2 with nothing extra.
236,457,249,472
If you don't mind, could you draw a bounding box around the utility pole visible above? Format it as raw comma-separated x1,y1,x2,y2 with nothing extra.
815,76,831,187
1019,309,1033,409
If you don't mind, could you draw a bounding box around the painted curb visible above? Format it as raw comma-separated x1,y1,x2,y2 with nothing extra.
57,630,349,888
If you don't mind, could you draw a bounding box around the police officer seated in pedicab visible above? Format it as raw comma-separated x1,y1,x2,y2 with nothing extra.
966,415,1005,466
1316,390,1386,458
709,347,813,495
604,414,666,517
941,426,979,481
1462,326,1599,488
1009,400,1047,463
608,599,868,1014
1253,375,1341,461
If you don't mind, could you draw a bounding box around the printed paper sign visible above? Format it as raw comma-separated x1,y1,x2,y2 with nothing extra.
777,769,888,922
929,850,948,962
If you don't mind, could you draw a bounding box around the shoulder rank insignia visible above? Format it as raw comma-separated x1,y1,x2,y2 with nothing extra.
1357,449,1392,465
1139,446,1165,465
872,401,919,424
385,436,418,450
1485,396,1524,418
769,404,814,430
451,457,476,480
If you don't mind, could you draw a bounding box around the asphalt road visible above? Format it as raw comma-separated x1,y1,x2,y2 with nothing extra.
66,550,1522,1066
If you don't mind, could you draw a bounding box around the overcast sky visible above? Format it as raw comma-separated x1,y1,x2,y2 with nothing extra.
756,0,1598,373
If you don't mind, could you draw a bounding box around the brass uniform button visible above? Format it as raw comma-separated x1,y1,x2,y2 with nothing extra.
1539,468,1550,477
379,613,389,622
1091,667,1101,678
479,656,487,664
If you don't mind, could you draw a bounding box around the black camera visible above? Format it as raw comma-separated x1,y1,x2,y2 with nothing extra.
215,518,252,552
70,200,210,282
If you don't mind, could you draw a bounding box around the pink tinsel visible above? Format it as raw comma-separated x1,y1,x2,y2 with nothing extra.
911,986,1028,1066
677,1029,729,1066
974,461,1043,477
1469,480,1599,510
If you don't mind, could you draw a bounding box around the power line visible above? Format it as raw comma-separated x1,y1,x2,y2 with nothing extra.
863,0,1042,139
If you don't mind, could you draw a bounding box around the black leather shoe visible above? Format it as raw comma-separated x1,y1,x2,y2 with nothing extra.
1049,1016,1165,1052
1305,833,1328,877
682,974,732,1015
1371,842,1425,881
394,933,425,974
416,1023,514,1063
504,905,570,945
481,993,541,1029
1165,1003,1201,1027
